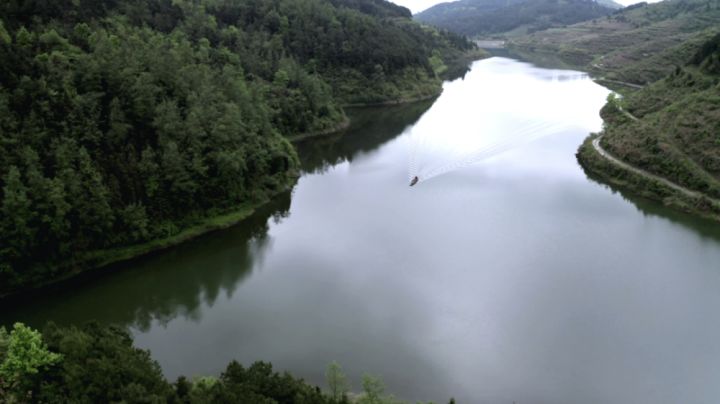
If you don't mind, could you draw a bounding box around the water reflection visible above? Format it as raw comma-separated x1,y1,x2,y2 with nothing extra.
4,57,720,404
296,101,434,174
0,193,292,331
490,47,578,71
408,57,604,184
583,170,720,243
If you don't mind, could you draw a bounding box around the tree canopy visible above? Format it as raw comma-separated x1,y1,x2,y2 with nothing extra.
0,0,479,296
0,322,456,403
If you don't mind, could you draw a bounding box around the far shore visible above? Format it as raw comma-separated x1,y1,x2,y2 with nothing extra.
475,39,506,49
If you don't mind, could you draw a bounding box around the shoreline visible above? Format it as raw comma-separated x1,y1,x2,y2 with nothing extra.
0,52,484,301
577,135,720,222
502,47,718,221
287,91,444,143
340,49,489,109
0,183,297,301
287,116,351,143
341,90,442,108
504,45,646,93
0,82,441,300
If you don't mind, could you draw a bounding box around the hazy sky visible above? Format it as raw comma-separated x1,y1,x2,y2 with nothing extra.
390,0,456,14
391,0,661,14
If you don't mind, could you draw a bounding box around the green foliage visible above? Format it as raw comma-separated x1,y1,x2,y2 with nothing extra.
326,361,350,401
357,373,404,404
39,322,172,403
0,20,10,45
691,32,720,74
184,360,334,403
429,51,448,76
416,0,618,38
507,0,720,217
606,92,625,110
512,0,720,84
577,136,720,221
577,32,720,219
0,327,8,359
0,323,457,403
598,32,720,194
0,0,480,296
359,374,386,404
0,323,62,401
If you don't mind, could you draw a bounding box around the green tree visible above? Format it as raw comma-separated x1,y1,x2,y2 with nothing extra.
41,323,172,403
326,361,350,401
75,147,114,246
0,166,34,273
0,20,10,45
0,323,62,401
0,0,478,295
359,374,385,404
0,327,8,361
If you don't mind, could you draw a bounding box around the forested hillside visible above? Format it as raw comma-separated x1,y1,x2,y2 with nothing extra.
510,0,720,85
577,33,720,218
415,0,619,38
0,0,481,296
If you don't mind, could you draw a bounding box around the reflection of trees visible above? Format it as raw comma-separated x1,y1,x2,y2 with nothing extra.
0,192,293,332
443,62,472,82
4,100,434,330
583,171,720,242
295,101,434,174
494,49,576,71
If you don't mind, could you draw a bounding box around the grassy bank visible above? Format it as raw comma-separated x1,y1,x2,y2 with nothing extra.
577,136,720,221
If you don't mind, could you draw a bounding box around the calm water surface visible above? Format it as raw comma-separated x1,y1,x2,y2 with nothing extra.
5,58,720,404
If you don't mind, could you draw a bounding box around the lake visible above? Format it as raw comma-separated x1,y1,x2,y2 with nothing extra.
4,57,720,404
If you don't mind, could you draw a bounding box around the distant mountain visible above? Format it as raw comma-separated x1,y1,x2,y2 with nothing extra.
510,0,720,84
331,0,412,18
415,0,621,37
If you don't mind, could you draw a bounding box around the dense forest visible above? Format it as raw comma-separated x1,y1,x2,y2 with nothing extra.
0,322,452,403
0,0,481,297
414,0,619,38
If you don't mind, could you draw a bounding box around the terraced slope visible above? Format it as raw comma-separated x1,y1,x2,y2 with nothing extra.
577,33,720,219
415,0,618,38
511,0,720,85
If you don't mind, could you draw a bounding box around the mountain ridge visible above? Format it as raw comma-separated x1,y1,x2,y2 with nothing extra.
415,0,621,37
510,0,720,84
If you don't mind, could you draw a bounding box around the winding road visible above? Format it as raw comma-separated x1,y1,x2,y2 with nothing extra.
591,103,720,204
591,136,707,199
